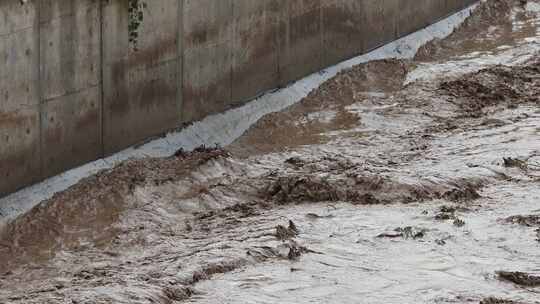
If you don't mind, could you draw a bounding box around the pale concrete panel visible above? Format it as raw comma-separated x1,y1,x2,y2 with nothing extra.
39,0,100,100
38,0,102,178
101,0,129,154
105,59,179,153
398,0,441,37
279,0,324,85
101,0,129,65
364,0,399,51
102,0,180,154
446,0,478,15
0,1,41,196
0,108,41,197
231,0,280,103
39,0,97,22
323,0,399,66
41,88,101,177
445,0,465,12
182,0,233,123
433,0,454,20
322,0,365,66
0,0,37,36
0,26,39,111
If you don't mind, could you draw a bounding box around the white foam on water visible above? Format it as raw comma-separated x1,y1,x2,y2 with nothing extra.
404,41,540,85
526,1,540,13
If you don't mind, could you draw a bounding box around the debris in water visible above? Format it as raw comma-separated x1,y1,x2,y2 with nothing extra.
443,186,482,202
377,226,427,240
453,218,466,227
435,205,470,224
504,215,540,227
305,213,335,220
503,214,540,242
435,205,458,220
285,241,318,261
497,271,540,287
191,260,247,284
503,157,528,170
275,220,300,241
480,297,526,304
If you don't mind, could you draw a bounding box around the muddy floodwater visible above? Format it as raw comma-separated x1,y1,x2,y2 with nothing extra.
1,0,540,303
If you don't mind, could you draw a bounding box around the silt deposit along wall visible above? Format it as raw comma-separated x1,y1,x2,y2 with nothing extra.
0,0,477,197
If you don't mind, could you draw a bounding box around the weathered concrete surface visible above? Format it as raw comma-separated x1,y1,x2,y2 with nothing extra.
231,0,280,103
39,0,102,177
0,0,478,198
323,0,398,66
0,0,41,195
182,0,234,123
279,0,324,85
102,0,180,154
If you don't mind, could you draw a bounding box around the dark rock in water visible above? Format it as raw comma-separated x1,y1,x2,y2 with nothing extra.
435,205,458,221
288,220,299,234
163,286,195,302
275,220,300,241
285,157,305,168
286,241,317,261
435,239,447,246
287,244,303,260
503,157,528,169
377,231,404,239
398,226,426,239
443,186,481,202
497,271,540,287
505,215,540,227
480,297,524,304
377,226,427,240
305,213,334,220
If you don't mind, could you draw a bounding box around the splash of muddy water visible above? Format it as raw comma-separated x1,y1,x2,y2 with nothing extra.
1,1,540,303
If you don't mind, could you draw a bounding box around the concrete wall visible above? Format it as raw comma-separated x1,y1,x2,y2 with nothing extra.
39,0,102,177
0,0,40,195
0,0,477,197
102,0,180,154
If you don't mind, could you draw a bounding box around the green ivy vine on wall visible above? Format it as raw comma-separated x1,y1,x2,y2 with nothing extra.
128,0,146,51
18,0,147,51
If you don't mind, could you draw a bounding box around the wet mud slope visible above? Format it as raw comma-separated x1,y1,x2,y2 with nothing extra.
2,0,540,303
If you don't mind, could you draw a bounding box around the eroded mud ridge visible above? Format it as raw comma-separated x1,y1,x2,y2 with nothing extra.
440,59,540,117
415,0,534,60
480,298,530,304
2,0,540,303
0,147,229,273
